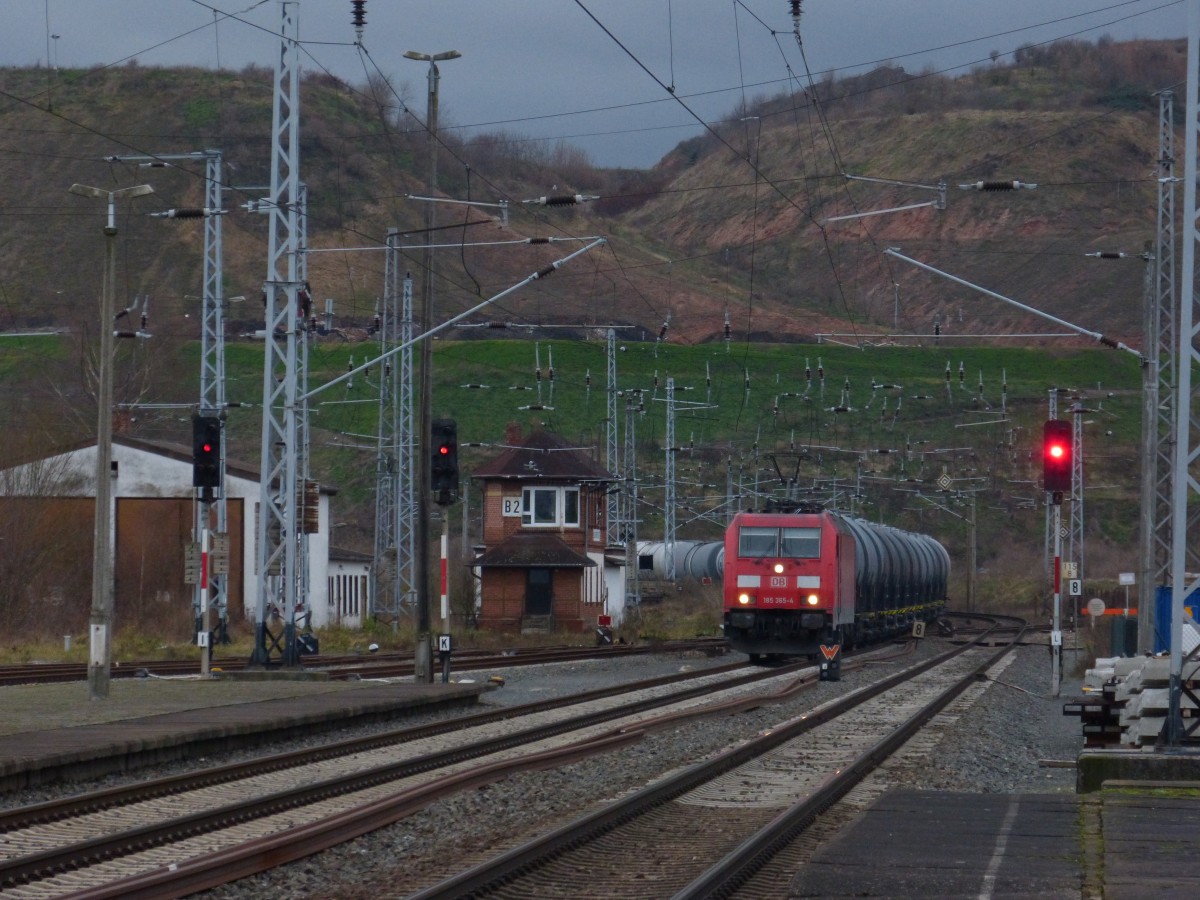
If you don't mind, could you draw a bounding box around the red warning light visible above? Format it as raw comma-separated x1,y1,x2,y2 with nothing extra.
1042,420,1072,493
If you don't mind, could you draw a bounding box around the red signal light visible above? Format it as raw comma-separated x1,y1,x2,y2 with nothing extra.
192,415,222,489
430,418,459,503
1042,420,1072,494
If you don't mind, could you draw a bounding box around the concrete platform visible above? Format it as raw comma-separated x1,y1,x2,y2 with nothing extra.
791,791,1080,898
1101,790,1200,898
1078,747,1200,792
0,678,488,793
789,787,1200,899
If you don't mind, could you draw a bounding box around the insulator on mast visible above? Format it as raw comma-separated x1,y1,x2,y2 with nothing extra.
151,208,226,218
958,180,1037,191
523,194,599,206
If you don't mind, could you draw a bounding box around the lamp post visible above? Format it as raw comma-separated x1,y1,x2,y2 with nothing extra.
68,181,154,700
403,49,459,683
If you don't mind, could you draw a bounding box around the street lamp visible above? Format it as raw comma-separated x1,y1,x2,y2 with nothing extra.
68,181,154,700
404,49,459,683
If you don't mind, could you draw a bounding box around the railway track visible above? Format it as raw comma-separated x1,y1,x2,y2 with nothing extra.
405,619,1025,898
0,638,727,686
0,647,862,898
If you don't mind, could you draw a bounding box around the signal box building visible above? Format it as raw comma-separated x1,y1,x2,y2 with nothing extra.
471,427,625,634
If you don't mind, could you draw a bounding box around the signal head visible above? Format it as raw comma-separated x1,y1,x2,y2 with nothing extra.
1042,419,1072,495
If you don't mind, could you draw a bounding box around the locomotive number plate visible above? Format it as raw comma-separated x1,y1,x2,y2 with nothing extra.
760,596,795,606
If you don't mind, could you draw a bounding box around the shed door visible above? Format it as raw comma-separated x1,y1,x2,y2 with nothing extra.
525,568,553,616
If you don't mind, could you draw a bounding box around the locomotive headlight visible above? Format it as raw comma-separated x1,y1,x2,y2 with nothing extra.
738,593,752,605
773,563,784,574
805,593,820,606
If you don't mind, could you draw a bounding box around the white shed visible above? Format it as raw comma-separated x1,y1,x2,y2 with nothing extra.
0,435,338,629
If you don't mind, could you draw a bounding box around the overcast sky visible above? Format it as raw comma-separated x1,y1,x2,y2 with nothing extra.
2,1,1188,168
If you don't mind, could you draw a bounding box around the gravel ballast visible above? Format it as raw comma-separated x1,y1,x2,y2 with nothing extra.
189,638,1086,899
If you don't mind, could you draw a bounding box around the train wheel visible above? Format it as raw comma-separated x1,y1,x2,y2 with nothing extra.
748,652,762,665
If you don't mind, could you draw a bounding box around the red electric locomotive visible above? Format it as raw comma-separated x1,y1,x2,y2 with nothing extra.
722,509,949,661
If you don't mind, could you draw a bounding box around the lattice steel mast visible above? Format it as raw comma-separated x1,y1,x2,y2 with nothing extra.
198,150,230,641
1140,90,1180,652
373,231,417,624
606,328,620,546
251,0,305,666
664,377,677,582
623,395,641,605
116,150,231,640
1164,0,1200,742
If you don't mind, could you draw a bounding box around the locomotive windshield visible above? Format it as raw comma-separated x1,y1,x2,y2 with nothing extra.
780,527,821,558
738,525,821,558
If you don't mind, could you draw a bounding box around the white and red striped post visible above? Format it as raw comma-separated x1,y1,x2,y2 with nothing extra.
199,515,211,677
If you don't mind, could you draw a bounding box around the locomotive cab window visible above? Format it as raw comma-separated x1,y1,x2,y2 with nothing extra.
780,527,820,558
738,526,778,558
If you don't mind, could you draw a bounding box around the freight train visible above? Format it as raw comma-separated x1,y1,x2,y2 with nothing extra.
722,509,949,661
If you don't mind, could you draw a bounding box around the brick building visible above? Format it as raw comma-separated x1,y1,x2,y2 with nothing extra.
471,426,626,633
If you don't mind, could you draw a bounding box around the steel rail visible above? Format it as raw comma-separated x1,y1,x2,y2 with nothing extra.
405,625,1008,899
0,658,815,889
64,730,645,900
11,644,909,897
672,624,1028,898
0,659,749,832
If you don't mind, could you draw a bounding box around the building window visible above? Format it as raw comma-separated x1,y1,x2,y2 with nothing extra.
522,486,580,527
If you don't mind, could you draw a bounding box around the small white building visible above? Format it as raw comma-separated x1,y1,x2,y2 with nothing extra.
327,547,372,628
0,435,341,629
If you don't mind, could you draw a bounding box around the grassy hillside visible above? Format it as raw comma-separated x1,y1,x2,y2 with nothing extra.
192,338,1145,598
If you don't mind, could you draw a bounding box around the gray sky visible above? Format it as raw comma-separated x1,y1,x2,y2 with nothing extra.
3,1,1187,168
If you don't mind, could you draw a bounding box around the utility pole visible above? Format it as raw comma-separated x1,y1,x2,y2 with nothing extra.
67,181,154,700
404,48,460,683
